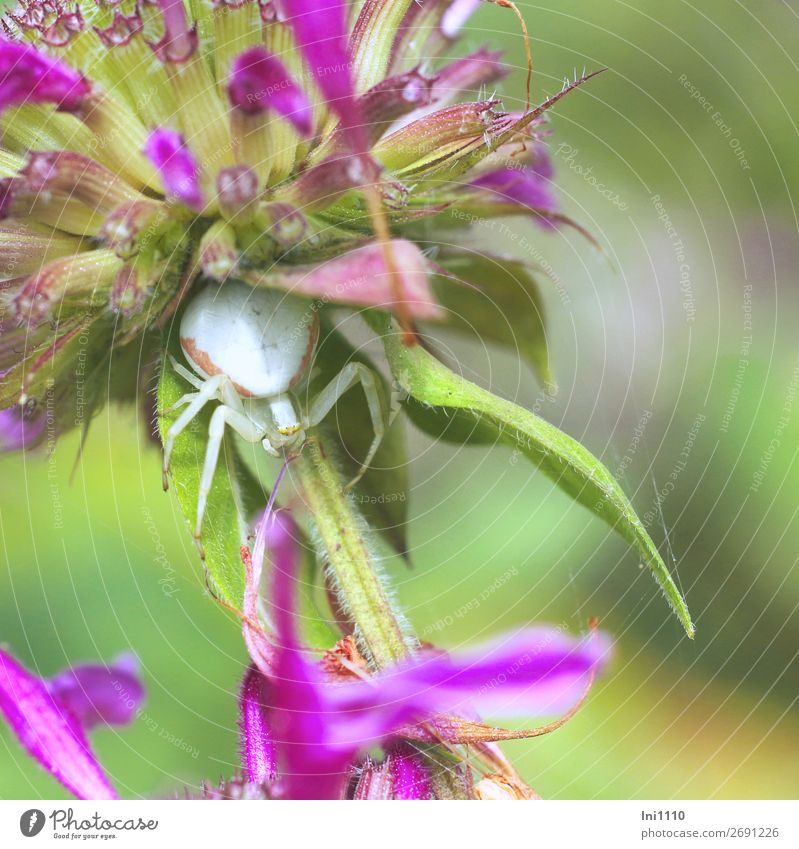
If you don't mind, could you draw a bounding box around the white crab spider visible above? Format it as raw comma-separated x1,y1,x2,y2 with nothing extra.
162,279,385,537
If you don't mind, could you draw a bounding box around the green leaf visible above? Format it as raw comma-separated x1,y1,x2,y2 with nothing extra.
403,397,498,446
368,313,695,638
310,323,410,557
157,338,256,607
429,250,553,391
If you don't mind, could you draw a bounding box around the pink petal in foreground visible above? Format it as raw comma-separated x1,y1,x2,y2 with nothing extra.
0,649,117,800
255,510,611,800
276,0,356,125
247,240,443,321
143,128,204,212
320,628,610,752
263,511,353,800
371,627,611,721
0,37,89,113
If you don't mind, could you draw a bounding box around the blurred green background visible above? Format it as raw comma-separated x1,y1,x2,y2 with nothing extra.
2,0,798,799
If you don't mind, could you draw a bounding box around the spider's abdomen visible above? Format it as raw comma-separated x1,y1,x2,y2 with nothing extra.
179,280,318,398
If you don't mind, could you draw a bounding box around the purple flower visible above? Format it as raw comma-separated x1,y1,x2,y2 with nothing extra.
229,47,313,137
238,510,611,799
0,37,90,113
0,0,604,434
143,128,204,212
0,649,144,799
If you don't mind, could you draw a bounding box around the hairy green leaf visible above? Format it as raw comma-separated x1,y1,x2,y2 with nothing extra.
368,314,694,637
157,340,257,607
403,397,498,446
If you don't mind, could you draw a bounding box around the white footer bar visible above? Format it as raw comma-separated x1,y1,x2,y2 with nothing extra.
1,800,795,848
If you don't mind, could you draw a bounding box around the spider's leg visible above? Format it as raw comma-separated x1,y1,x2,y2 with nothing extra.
261,436,279,457
168,354,204,389
162,374,228,489
161,391,199,416
306,363,386,491
195,405,265,538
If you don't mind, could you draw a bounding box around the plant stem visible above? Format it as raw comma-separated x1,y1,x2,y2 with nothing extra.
296,437,411,669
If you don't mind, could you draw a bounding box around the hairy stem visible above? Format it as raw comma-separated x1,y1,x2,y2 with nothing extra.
296,437,411,669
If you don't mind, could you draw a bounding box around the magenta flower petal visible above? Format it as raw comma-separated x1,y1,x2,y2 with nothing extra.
0,649,118,800
469,144,559,229
272,644,351,800
364,628,611,720
0,404,45,452
47,653,144,730
238,664,278,784
254,509,611,800
0,37,89,113
143,128,204,212
317,629,608,752
276,0,363,145
470,165,558,215
229,47,313,137
262,511,353,799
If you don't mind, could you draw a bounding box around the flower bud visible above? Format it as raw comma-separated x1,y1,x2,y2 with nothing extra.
147,0,198,64
216,165,260,222
101,201,165,259
199,220,238,281
22,151,142,215
373,100,510,172
12,250,123,327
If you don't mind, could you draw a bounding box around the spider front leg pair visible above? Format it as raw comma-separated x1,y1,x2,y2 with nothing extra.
160,280,387,539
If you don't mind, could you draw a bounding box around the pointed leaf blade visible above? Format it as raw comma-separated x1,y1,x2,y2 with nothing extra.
369,314,694,637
